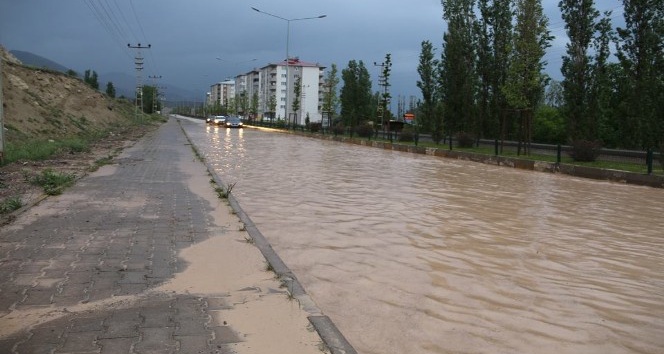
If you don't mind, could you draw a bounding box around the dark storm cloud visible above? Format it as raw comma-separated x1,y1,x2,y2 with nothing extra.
1,0,623,102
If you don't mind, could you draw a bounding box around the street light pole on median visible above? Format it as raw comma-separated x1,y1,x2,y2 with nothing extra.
251,7,326,128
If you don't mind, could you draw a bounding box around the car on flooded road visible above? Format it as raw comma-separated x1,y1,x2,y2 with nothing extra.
224,116,243,128
213,116,227,125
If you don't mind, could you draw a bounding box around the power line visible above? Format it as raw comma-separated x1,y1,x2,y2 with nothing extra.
83,0,133,59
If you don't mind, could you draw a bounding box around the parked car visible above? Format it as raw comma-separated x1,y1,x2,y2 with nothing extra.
213,116,227,125
225,116,243,128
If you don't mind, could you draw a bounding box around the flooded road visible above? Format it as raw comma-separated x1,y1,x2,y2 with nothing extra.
183,119,664,354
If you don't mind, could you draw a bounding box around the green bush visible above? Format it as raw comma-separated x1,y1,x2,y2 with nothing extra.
534,106,566,144
309,122,322,133
332,124,345,136
0,197,23,214
456,132,475,148
29,169,76,195
569,140,602,162
398,126,415,142
355,124,373,138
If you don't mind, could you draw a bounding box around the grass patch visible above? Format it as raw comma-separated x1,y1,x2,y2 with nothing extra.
0,196,23,214
29,169,76,195
2,138,91,165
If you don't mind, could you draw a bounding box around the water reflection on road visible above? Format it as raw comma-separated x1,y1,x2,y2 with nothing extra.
188,120,664,354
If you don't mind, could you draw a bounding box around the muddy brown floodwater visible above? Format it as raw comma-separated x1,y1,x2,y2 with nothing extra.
183,120,664,354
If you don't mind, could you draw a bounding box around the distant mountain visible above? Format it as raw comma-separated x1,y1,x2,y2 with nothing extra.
10,50,71,73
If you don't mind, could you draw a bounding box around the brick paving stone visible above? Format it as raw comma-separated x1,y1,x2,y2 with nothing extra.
97,337,137,354
134,327,176,353
0,119,288,354
57,330,101,353
174,335,211,354
18,288,55,307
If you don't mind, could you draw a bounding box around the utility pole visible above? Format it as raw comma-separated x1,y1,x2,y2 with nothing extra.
148,75,161,114
127,43,151,119
0,56,5,164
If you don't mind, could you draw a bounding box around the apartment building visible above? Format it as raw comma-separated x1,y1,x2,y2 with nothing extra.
224,58,326,124
208,79,235,108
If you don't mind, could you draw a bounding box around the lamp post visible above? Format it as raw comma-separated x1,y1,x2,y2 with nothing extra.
251,7,326,128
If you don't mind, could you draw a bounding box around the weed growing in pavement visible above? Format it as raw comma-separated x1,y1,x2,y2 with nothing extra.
29,169,76,195
243,235,253,243
0,196,23,214
226,182,236,195
239,223,247,232
214,186,225,199
265,262,275,273
214,182,236,199
89,155,113,172
190,144,204,162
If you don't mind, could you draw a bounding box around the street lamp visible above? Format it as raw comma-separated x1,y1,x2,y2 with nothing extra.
251,7,326,128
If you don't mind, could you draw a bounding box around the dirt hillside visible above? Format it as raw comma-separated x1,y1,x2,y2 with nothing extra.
0,45,163,224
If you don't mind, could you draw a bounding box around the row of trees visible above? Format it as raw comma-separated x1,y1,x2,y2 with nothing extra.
412,0,662,154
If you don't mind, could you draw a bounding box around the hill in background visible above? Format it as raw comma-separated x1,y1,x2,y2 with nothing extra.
2,46,141,144
8,49,201,103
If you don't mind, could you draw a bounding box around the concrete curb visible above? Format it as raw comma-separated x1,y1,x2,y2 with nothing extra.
178,120,358,354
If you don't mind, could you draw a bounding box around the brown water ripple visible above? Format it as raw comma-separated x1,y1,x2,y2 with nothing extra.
187,124,664,354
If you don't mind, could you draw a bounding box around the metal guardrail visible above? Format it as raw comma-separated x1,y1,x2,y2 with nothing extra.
474,139,661,165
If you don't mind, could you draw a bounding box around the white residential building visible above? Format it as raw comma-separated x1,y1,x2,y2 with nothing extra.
210,58,326,124
209,79,235,108
266,58,325,124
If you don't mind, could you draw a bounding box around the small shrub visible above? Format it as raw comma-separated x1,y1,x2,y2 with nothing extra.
332,124,345,137
309,122,322,133
0,197,23,214
398,126,415,142
355,124,373,138
456,132,475,148
29,169,76,195
569,140,602,162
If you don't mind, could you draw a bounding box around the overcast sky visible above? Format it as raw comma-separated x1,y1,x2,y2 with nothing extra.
1,0,624,102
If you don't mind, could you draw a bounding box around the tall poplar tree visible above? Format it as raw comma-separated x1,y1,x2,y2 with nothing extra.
417,40,441,142
590,12,616,146
322,63,339,126
615,0,664,149
440,0,477,144
474,0,513,140
340,60,372,134
502,0,552,155
559,0,600,142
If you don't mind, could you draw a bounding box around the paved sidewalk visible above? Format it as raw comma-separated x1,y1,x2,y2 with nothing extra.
0,118,331,354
